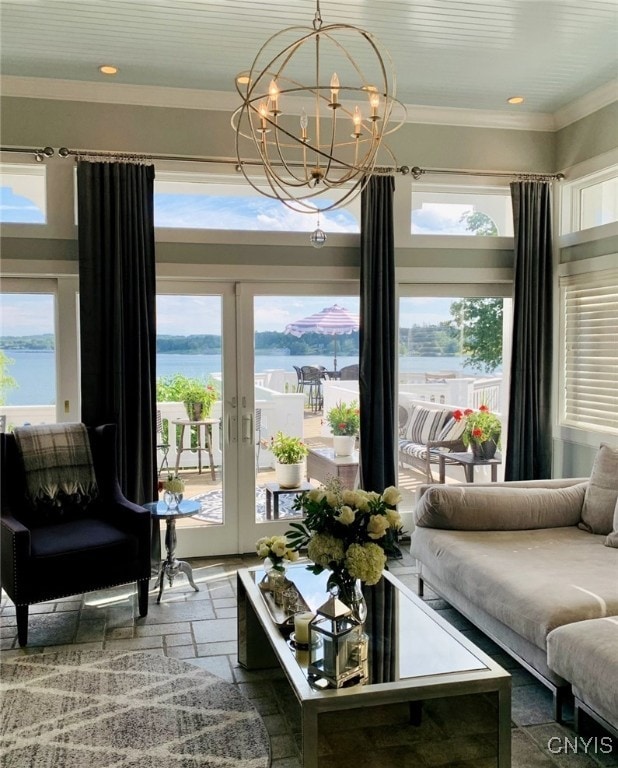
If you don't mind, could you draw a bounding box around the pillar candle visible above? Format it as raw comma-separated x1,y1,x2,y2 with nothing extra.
294,612,314,644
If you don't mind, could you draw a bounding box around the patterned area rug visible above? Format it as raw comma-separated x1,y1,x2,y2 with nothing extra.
0,650,270,768
191,485,304,524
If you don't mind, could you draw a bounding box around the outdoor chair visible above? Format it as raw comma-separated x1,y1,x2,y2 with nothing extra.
0,423,151,646
293,365,303,393
299,365,323,411
339,364,359,380
156,410,170,475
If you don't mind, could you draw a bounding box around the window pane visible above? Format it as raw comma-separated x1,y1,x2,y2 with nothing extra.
411,187,513,236
580,177,618,230
397,296,505,510
0,293,56,427
154,175,359,232
0,164,46,223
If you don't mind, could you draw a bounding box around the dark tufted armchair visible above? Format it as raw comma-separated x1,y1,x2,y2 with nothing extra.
0,424,151,646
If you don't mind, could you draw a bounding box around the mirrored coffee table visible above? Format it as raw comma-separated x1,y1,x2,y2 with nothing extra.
237,564,511,768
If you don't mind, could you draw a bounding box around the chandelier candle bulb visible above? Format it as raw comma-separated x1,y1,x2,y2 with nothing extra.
352,106,362,137
258,102,269,131
370,92,380,119
330,72,340,106
300,110,309,141
268,80,280,114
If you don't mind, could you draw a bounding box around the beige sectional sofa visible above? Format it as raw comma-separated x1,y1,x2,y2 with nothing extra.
410,443,618,729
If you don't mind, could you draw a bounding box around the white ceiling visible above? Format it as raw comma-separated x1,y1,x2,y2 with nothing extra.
1,0,617,117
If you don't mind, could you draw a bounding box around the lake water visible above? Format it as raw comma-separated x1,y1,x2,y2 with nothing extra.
2,350,490,405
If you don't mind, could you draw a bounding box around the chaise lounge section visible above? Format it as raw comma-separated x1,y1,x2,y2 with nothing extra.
410,444,618,726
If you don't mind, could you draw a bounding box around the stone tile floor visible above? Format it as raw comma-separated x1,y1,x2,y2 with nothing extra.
1,547,615,767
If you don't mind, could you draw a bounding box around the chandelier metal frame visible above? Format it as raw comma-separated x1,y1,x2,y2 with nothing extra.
231,0,405,213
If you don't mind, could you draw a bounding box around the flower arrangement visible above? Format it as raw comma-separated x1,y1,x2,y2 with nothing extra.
268,431,309,465
162,472,185,493
255,534,299,572
325,400,360,436
286,479,404,588
454,405,501,447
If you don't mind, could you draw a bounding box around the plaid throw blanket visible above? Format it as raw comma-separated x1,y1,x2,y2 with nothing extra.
14,423,98,509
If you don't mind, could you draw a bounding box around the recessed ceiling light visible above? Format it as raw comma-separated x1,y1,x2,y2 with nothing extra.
99,65,118,75
236,74,251,85
507,96,525,105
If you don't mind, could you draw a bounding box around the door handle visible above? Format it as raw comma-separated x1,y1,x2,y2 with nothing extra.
242,413,254,443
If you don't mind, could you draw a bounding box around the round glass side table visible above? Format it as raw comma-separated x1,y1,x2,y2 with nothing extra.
145,500,201,603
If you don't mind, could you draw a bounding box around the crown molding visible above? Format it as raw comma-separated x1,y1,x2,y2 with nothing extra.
552,78,618,130
1,74,614,132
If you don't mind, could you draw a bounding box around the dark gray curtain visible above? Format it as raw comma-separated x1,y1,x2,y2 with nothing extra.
77,161,157,507
506,181,553,480
359,175,397,492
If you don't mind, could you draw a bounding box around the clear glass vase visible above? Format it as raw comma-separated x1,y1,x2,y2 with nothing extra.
163,490,183,510
264,558,287,605
327,568,367,625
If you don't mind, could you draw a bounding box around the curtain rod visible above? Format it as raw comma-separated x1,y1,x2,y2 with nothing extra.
0,146,54,162
401,165,565,181
1,145,565,181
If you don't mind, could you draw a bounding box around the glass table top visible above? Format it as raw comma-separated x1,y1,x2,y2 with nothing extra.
250,564,487,685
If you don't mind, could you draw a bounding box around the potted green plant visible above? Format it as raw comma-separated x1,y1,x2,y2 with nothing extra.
325,400,360,456
454,405,501,460
269,431,309,488
157,374,218,421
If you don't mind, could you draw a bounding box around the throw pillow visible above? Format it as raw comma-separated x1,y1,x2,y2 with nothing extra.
579,443,618,535
436,415,466,443
406,407,447,444
604,498,618,548
414,482,587,531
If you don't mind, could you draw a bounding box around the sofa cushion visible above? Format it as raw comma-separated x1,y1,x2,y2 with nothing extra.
579,443,618,535
414,483,587,530
604,498,618,548
406,406,449,444
411,526,618,651
547,617,618,729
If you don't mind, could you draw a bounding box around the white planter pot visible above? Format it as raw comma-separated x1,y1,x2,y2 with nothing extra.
333,435,356,457
275,461,304,489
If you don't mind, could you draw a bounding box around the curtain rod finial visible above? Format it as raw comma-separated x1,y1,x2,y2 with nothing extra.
59,147,70,158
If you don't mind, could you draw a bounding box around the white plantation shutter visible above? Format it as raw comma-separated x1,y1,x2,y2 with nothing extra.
561,268,618,433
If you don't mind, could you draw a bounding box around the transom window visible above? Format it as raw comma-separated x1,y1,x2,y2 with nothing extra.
411,185,513,236
154,172,359,232
0,164,46,224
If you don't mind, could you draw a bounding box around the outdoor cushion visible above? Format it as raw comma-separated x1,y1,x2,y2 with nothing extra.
436,416,466,443
414,483,587,530
406,406,448,444
579,443,618,535
411,526,618,651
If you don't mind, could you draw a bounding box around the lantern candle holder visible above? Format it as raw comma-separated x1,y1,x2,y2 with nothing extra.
307,589,364,688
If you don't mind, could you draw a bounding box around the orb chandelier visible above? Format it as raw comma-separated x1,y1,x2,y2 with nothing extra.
231,0,405,213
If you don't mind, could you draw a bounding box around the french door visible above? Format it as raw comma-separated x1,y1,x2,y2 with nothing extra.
165,280,359,557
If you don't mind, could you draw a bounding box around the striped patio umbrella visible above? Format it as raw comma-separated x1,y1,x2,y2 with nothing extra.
284,304,360,371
